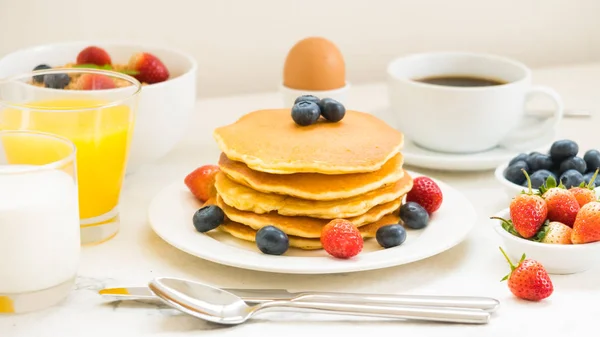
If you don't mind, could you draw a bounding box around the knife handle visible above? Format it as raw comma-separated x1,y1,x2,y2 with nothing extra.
292,292,500,313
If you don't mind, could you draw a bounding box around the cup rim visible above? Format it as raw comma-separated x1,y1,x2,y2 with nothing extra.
386,51,531,91
0,68,142,112
0,130,77,174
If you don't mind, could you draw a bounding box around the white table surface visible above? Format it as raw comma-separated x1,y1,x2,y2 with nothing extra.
3,62,600,336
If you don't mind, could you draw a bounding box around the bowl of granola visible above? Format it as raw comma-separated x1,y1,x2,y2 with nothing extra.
0,41,197,173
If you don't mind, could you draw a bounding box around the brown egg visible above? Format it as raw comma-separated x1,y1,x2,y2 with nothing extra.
283,37,345,91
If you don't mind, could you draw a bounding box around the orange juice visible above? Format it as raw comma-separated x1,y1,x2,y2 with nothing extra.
0,98,134,220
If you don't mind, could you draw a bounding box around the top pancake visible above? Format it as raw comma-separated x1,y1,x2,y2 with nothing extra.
213,109,404,174
219,152,404,200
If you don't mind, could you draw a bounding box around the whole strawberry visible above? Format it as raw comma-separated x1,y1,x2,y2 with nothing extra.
320,219,363,259
539,175,580,227
569,169,599,208
128,52,169,84
539,221,572,244
405,176,443,214
499,247,553,301
76,46,112,66
571,201,600,244
184,165,220,202
509,170,548,238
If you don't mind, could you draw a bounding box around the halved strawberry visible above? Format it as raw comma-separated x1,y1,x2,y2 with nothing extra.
75,74,116,90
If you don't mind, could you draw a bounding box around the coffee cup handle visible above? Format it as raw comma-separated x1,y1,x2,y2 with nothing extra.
499,86,564,150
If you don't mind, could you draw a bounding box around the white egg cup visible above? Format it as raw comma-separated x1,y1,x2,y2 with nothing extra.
279,82,350,107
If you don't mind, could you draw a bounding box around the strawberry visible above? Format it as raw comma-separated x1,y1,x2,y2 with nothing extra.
128,52,169,84
569,169,599,208
405,176,443,214
76,46,112,66
539,221,572,244
184,165,220,202
499,247,553,301
539,175,580,227
320,219,363,259
75,74,116,90
509,170,548,238
571,201,600,244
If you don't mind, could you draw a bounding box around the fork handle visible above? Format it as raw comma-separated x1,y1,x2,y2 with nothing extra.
253,300,490,324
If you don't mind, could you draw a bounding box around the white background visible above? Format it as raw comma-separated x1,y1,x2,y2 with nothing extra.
1,0,599,97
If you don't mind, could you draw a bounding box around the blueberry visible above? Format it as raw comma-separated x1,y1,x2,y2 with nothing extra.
549,139,578,163
318,98,346,122
559,169,584,188
559,156,587,174
528,170,556,189
32,64,51,83
583,149,600,173
527,153,553,172
256,226,289,255
399,202,429,229
583,172,600,187
376,224,407,248
291,101,320,126
192,205,225,233
508,153,529,167
503,161,530,185
294,95,320,105
43,73,70,89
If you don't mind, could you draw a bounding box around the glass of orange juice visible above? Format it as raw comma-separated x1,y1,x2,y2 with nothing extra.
0,68,141,245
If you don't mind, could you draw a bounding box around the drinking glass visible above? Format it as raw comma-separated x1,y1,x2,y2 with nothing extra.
0,68,141,244
0,130,79,314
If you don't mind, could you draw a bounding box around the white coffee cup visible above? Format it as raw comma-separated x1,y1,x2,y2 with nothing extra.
386,52,563,153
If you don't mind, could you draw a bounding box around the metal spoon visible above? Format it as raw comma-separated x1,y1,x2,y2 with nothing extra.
148,277,491,325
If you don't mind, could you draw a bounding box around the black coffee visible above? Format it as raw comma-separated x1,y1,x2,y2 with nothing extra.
414,75,506,87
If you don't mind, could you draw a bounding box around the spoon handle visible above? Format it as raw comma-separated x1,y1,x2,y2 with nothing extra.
292,292,499,312
253,300,490,324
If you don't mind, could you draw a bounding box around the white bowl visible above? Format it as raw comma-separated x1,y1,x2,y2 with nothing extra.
492,208,600,274
0,41,198,174
279,82,350,107
495,161,600,199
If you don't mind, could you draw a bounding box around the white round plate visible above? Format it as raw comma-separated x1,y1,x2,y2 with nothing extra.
148,171,476,274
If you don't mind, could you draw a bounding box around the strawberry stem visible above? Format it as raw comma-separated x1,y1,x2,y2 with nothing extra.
522,169,533,194
587,168,599,189
499,246,516,271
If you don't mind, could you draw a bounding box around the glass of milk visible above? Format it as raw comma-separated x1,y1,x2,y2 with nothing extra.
0,130,80,314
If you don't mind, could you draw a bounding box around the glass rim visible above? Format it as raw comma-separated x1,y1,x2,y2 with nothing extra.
0,68,142,112
0,130,77,175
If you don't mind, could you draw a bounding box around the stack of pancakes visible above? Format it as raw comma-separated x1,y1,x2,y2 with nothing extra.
210,109,412,250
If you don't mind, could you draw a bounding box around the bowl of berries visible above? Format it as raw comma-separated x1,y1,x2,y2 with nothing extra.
495,139,600,198
491,170,600,274
0,42,198,173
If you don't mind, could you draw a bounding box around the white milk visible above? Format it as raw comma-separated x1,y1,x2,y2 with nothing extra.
0,167,80,294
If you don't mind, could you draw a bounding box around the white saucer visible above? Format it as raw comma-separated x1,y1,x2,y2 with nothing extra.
368,108,557,172
401,128,556,172
148,171,476,274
